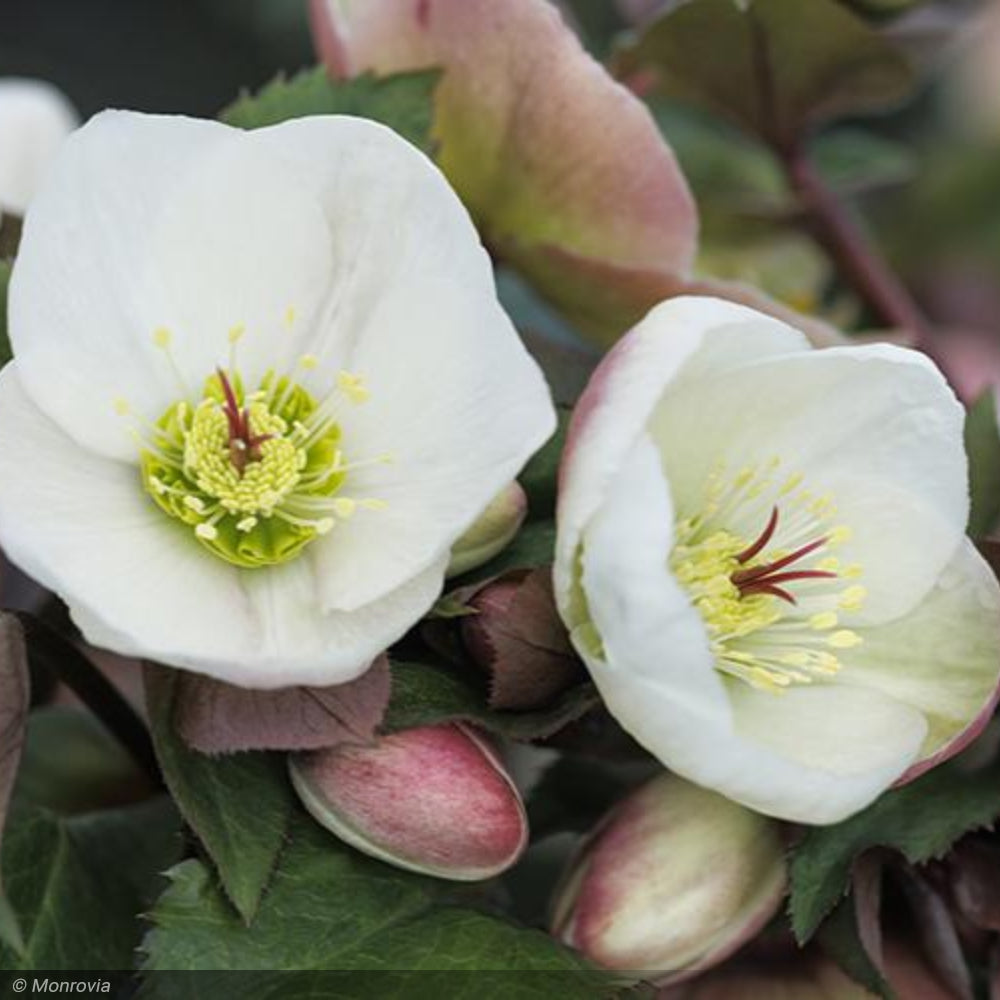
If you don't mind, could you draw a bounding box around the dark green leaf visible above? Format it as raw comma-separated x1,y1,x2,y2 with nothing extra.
222,67,440,153
139,813,607,995
624,0,914,147
812,129,915,196
382,659,599,742
519,410,570,523
965,391,1000,539
0,612,29,955
561,0,628,58
789,759,1000,944
817,896,892,999
453,520,556,587
527,757,649,839
0,797,181,971
145,666,297,924
14,706,156,815
0,258,12,369
651,100,789,232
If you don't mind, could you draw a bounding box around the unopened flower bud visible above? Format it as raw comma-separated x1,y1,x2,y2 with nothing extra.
461,568,581,710
447,482,528,577
552,773,786,981
290,723,528,880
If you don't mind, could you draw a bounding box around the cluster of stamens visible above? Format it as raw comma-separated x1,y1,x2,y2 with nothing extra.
115,317,391,569
671,459,867,693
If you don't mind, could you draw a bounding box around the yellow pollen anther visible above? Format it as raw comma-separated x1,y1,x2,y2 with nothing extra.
809,612,838,630
136,323,395,570
332,497,357,518
667,462,869,695
829,525,853,546
337,371,370,404
113,397,131,416
828,630,863,649
839,585,868,611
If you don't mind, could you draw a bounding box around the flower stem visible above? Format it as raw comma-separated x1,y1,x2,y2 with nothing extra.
783,142,934,353
18,614,162,787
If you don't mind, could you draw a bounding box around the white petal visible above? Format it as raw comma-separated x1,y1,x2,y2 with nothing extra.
585,658,926,824
581,433,727,708
11,111,334,461
650,343,968,624
0,367,444,687
555,296,809,628
576,429,927,824
0,78,78,215
838,538,1000,769
243,116,556,610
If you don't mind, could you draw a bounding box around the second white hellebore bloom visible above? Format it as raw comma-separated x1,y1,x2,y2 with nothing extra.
0,78,78,217
0,111,555,688
555,296,1000,824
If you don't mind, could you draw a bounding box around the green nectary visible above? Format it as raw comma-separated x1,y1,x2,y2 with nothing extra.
140,370,346,569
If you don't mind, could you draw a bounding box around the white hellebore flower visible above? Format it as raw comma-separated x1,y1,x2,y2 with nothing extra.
555,296,1000,825
0,111,555,688
0,78,78,217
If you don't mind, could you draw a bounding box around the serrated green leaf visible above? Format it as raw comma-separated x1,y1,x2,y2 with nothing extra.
222,67,440,153
816,896,892,999
624,0,914,147
139,813,608,995
0,797,181,971
789,759,1000,944
144,666,297,924
965,391,1000,539
0,258,12,369
382,659,598,742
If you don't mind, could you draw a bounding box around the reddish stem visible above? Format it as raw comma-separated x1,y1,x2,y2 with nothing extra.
783,143,935,355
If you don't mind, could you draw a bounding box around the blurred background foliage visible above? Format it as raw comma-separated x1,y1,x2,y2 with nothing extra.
0,0,314,118
3,0,998,354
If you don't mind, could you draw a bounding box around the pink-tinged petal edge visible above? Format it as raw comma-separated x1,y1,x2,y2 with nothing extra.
895,676,1000,785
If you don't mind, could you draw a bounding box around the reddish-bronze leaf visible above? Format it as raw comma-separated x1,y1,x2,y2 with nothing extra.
175,655,391,754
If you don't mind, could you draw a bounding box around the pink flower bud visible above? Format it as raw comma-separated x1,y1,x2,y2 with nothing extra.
552,773,786,981
290,723,528,880
447,482,527,577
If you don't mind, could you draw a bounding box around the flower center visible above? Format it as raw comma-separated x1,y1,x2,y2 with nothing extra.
118,323,389,569
671,460,867,693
